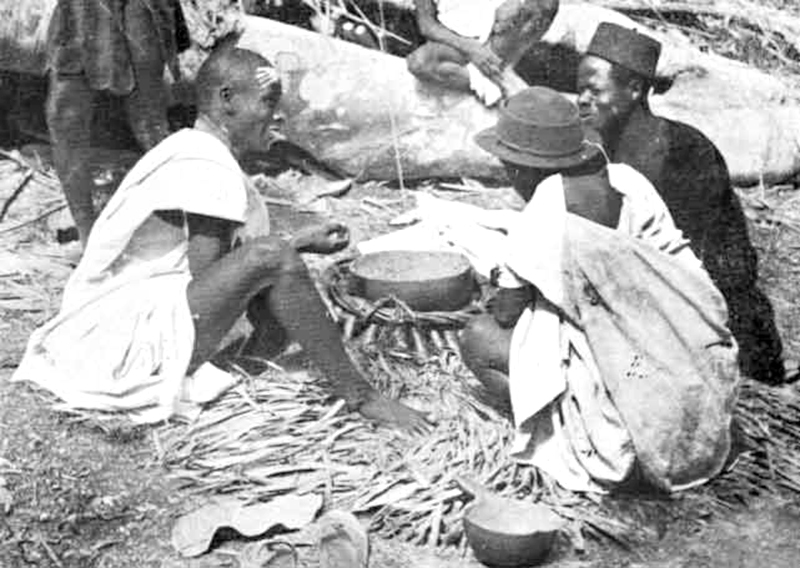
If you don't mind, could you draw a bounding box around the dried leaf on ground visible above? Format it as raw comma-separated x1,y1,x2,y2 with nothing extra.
172,494,323,558
172,502,233,558
232,494,323,537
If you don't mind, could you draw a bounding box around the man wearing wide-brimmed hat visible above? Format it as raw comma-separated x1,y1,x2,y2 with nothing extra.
459,86,741,493
577,22,786,385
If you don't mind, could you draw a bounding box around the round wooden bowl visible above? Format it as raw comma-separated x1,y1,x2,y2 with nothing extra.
349,250,475,312
463,496,563,567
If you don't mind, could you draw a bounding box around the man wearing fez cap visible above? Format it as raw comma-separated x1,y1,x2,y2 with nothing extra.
459,86,740,493
577,22,786,385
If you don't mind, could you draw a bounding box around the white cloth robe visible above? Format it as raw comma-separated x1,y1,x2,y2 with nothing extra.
13,129,265,423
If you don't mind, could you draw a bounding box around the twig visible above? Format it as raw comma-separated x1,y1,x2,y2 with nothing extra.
0,203,68,235
263,197,295,207
37,536,65,568
0,169,34,224
375,0,406,191
436,182,483,193
0,149,57,182
343,0,412,46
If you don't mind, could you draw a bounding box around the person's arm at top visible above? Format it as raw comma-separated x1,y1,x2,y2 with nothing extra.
415,0,503,81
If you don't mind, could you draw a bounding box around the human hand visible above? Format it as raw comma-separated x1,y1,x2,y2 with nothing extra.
489,286,533,328
292,222,350,254
359,394,433,436
467,43,504,83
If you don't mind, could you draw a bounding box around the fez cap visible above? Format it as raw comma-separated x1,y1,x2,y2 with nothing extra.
586,22,662,79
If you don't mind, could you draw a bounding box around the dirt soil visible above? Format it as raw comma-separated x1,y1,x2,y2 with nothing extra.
2,173,800,568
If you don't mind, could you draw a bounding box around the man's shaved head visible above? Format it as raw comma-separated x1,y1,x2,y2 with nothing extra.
195,44,275,115
193,40,284,157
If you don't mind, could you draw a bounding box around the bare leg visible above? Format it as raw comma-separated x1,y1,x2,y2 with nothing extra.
47,74,98,247
260,256,376,405
186,245,267,370
243,288,289,360
406,42,471,91
459,313,514,403
123,0,171,151
187,245,373,406
489,0,559,96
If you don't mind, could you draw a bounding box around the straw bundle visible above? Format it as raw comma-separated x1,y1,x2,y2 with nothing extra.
162,348,528,550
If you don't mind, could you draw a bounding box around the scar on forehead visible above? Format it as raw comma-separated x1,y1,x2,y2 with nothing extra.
255,66,280,90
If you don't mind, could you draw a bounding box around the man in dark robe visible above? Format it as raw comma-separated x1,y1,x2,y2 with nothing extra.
576,22,786,385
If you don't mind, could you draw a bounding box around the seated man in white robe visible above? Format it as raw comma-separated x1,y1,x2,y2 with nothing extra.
459,86,741,493
13,44,430,433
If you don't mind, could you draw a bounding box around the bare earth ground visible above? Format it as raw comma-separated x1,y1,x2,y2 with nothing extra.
3,176,800,568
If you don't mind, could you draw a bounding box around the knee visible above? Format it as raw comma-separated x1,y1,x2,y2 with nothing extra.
277,247,309,277
406,47,431,78
459,314,500,368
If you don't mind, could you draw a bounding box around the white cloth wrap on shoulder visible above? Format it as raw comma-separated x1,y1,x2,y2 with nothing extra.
13,129,268,423
500,165,738,493
377,164,739,493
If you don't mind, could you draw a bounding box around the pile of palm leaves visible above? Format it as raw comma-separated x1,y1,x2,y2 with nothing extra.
160,330,800,549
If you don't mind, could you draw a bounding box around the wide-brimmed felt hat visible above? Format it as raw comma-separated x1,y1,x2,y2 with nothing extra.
475,86,602,170
586,22,662,79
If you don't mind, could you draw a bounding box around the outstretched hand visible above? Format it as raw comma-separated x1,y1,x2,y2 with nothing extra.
292,222,350,254
359,394,433,436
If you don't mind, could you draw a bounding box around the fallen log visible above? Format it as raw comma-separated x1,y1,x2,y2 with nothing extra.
538,2,800,184
1,1,799,185
238,8,800,185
